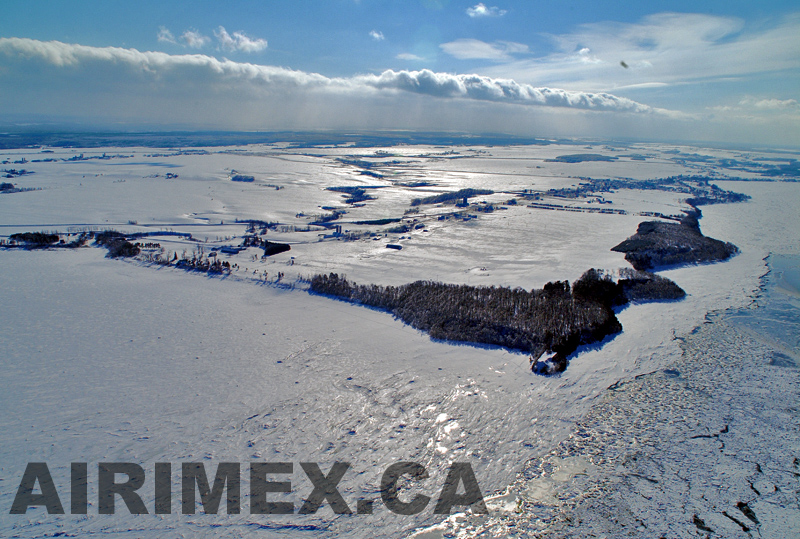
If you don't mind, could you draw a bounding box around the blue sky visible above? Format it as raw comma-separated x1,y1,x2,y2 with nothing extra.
1,1,798,145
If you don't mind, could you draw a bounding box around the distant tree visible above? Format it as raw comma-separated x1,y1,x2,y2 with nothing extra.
94,230,140,258
572,269,624,306
9,232,59,246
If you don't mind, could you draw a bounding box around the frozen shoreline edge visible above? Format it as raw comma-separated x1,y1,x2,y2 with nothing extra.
407,252,799,538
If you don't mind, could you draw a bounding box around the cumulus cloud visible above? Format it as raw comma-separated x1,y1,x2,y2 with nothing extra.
214,26,268,52
466,3,506,18
0,38,313,85
369,30,385,41
181,29,210,49
157,26,176,44
440,39,528,60
158,26,268,53
360,69,656,113
0,37,659,116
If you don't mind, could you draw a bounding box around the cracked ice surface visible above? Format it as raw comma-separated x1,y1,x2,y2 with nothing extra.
416,256,800,538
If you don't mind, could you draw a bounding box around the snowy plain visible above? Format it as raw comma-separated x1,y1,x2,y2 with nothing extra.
0,138,798,537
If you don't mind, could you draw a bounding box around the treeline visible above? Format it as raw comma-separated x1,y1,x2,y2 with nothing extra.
9,232,59,246
543,175,750,206
309,268,685,374
617,267,686,302
231,174,255,182
174,255,232,274
410,188,493,206
327,186,380,204
4,231,88,249
341,188,374,204
3,169,34,178
94,230,140,258
611,209,738,270
545,154,618,163
353,218,402,226
133,246,235,275
310,210,346,226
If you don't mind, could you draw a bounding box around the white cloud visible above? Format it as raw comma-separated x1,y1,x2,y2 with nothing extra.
480,12,800,95
361,69,661,114
741,97,799,110
214,27,268,52
181,29,210,49
5,37,797,144
0,37,658,116
612,82,669,91
161,26,268,53
440,39,529,60
466,3,506,18
577,47,601,64
498,41,529,54
705,95,800,133
396,53,424,61
157,27,176,44
369,30,385,41
214,27,237,50
709,97,800,112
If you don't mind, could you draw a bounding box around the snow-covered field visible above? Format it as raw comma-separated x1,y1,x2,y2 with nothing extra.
0,139,798,537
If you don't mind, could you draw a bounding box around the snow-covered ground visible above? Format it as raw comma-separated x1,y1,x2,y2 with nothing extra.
414,255,800,539
0,140,797,537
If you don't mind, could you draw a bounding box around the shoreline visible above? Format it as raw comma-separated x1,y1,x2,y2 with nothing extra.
411,253,800,538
